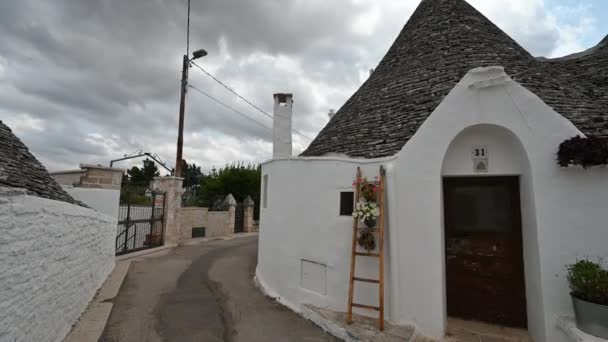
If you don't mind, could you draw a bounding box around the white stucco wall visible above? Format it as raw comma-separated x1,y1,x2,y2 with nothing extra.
0,188,115,342
61,185,120,220
257,157,396,317
257,67,608,342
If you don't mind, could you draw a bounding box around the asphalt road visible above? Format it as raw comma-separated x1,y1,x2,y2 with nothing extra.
100,235,338,342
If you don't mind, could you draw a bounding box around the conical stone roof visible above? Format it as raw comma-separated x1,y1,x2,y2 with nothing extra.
302,0,608,158
0,120,82,205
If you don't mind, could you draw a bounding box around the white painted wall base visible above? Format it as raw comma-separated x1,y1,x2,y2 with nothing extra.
557,316,608,342
0,188,115,342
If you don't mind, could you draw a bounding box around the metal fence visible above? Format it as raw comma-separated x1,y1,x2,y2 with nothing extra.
116,188,165,256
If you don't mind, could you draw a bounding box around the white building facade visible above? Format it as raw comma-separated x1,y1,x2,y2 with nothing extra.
256,1,608,341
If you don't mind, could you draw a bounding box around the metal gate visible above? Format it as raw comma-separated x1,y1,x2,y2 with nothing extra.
116,188,165,256
234,202,245,233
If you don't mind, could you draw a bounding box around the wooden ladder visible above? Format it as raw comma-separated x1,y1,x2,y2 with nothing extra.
347,166,386,331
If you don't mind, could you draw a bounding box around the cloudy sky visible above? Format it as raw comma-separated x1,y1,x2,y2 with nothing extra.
1,0,606,174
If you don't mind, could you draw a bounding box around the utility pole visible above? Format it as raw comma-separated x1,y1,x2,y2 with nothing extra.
175,0,205,177
175,54,189,178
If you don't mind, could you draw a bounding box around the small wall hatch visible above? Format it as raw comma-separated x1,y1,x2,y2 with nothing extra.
300,259,327,295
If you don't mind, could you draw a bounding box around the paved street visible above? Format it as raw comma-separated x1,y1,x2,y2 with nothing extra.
100,235,338,342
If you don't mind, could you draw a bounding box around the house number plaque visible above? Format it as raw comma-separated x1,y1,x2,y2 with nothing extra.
471,146,489,173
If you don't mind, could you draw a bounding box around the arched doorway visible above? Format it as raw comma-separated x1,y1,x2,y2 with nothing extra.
441,124,534,329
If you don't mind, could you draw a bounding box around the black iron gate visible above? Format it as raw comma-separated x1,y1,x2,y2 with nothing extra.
116,188,165,256
234,202,245,233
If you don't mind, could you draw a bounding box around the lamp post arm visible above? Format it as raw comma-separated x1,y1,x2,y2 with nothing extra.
109,152,174,175
143,153,174,174
110,151,144,167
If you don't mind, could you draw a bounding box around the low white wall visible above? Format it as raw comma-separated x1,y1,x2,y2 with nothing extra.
257,157,396,319
61,185,120,220
0,188,115,342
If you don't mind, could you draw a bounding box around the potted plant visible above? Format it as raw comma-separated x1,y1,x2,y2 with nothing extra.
353,177,378,202
353,200,380,251
353,200,380,228
567,259,608,339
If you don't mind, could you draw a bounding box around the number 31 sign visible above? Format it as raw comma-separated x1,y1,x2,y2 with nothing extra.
472,146,488,158
471,146,489,173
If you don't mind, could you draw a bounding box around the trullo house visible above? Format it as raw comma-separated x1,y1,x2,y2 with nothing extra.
256,0,608,341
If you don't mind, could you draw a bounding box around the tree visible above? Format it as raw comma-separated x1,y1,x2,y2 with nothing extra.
181,160,203,189
123,162,160,188
198,163,261,217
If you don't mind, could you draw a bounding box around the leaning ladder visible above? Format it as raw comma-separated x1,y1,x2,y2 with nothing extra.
347,166,386,331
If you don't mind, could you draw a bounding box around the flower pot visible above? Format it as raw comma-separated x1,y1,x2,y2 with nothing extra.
364,218,377,228
357,230,376,251
572,294,608,339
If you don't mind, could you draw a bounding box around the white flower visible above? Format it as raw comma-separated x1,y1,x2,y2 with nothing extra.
353,199,381,221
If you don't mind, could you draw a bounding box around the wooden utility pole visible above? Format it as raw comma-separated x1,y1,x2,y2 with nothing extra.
175,54,189,178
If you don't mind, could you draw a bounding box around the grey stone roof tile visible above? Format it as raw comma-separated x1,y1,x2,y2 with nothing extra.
0,120,84,206
302,0,608,158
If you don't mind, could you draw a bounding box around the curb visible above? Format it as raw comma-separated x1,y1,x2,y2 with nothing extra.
64,260,131,342
178,232,259,246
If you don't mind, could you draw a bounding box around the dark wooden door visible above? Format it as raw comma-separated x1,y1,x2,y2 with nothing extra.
443,177,527,328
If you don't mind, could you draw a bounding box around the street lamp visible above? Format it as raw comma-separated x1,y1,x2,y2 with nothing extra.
175,48,207,178
192,49,207,60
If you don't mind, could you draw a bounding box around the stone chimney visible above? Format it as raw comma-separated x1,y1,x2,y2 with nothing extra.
272,93,293,159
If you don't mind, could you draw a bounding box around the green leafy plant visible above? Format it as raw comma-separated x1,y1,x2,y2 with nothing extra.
567,260,608,305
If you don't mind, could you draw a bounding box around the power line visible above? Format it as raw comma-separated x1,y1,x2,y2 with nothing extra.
191,61,272,119
190,61,313,141
188,83,274,134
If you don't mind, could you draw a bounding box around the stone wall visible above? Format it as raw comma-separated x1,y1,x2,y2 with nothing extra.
51,164,123,190
0,188,115,342
178,207,208,239
177,194,256,239
207,209,235,237
178,207,234,239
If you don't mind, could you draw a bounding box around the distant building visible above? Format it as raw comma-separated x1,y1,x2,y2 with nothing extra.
256,0,608,341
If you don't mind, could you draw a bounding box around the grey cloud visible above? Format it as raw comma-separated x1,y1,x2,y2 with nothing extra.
0,0,599,172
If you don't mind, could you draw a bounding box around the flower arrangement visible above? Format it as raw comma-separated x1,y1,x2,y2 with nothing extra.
353,200,380,226
357,231,376,251
352,177,378,201
352,174,381,251
557,136,608,168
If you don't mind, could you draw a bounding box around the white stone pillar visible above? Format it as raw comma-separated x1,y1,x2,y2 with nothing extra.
151,177,183,245
272,93,293,159
225,194,237,235
243,195,255,232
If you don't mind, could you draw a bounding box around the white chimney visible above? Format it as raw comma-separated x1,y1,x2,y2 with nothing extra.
328,109,336,119
272,93,293,159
